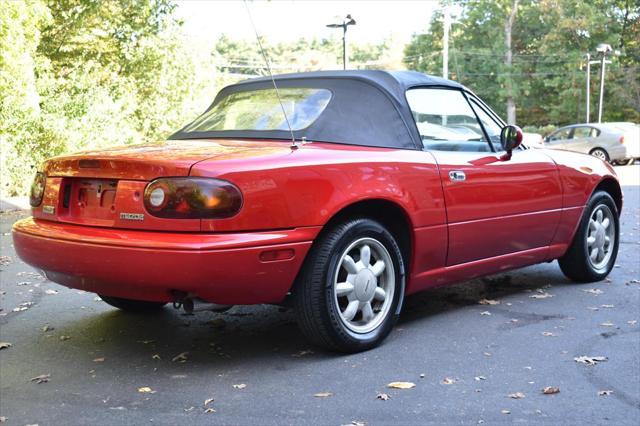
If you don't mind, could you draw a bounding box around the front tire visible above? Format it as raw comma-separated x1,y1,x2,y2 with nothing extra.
99,295,167,312
558,191,619,282
294,218,405,353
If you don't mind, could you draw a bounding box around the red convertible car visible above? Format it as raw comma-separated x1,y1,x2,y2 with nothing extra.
13,71,621,352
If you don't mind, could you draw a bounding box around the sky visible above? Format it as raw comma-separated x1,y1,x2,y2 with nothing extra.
174,1,439,45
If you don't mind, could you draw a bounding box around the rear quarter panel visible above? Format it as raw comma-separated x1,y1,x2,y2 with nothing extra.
190,142,446,231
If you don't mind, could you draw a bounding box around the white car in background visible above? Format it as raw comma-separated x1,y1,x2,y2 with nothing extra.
544,122,639,164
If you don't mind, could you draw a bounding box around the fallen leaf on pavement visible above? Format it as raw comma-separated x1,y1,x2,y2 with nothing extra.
478,299,500,305
93,357,105,363
501,410,511,415
30,374,50,384
0,256,11,266
574,355,608,365
17,281,31,286
530,292,553,299
59,335,71,341
171,352,188,362
542,332,556,337
183,407,194,412
42,325,54,332
542,387,560,394
601,304,614,308
204,408,216,414
508,392,525,399
628,320,637,325
625,279,639,285
0,416,6,422
292,349,314,357
207,318,226,329
314,392,333,398
583,288,603,295
137,387,155,393
0,342,12,350
204,398,214,406
45,289,58,295
351,421,366,426
388,381,416,389
474,376,486,381
376,392,390,400
480,311,491,316
598,390,613,396
137,340,156,345
441,378,456,385
152,354,161,360
600,322,614,327
233,384,247,389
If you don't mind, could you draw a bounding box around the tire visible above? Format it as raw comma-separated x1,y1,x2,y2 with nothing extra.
558,191,619,282
293,218,405,353
99,295,167,312
589,148,609,162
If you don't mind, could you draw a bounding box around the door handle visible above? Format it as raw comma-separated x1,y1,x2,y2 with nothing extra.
449,170,466,182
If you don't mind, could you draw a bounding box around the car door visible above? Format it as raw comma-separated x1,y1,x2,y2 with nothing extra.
571,126,599,154
406,88,563,266
545,127,573,150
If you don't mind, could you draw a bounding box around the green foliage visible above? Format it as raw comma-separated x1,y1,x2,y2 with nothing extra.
0,0,215,197
404,0,640,127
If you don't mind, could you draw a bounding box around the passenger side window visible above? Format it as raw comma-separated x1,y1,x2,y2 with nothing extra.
406,88,493,152
548,128,571,141
469,98,503,151
573,127,592,138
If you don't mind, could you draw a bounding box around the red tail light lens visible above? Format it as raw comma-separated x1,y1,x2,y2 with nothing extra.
29,172,46,207
619,135,625,144
144,178,242,219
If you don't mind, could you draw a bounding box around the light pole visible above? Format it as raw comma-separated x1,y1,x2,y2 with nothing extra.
585,53,591,123
595,43,612,123
326,15,356,70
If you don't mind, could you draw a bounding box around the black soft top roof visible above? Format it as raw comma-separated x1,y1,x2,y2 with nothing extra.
170,70,468,150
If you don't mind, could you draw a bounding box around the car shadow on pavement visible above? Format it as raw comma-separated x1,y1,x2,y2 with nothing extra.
30,264,578,366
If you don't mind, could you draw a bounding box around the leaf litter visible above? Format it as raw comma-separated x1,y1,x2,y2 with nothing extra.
574,356,608,365
387,381,416,389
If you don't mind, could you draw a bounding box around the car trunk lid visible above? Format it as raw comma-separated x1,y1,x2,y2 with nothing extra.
36,139,292,231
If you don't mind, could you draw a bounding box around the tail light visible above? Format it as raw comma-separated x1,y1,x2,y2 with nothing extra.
619,135,625,144
29,172,46,207
143,177,242,219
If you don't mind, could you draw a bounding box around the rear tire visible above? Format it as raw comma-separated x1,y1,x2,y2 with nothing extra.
99,295,166,312
558,191,619,282
589,148,609,162
294,218,405,353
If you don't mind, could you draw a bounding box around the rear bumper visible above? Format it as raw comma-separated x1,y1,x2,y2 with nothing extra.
12,217,319,305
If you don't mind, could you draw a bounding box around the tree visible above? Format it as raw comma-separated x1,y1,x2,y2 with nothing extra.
404,0,640,128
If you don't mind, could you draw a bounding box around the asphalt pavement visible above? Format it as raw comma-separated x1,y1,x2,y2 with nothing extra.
1,166,638,425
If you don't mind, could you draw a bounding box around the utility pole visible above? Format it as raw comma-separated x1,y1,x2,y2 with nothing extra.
585,53,590,123
443,4,450,79
595,43,613,123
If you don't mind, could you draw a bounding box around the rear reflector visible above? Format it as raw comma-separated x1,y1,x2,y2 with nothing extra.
259,249,295,262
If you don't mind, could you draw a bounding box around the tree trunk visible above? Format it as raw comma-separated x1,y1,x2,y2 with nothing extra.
504,0,519,125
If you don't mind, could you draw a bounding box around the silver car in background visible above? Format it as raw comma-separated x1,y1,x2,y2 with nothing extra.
544,122,639,164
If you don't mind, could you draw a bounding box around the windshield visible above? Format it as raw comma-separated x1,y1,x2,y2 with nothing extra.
182,88,332,133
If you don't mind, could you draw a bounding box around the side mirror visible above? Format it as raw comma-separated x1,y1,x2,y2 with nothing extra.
499,125,523,160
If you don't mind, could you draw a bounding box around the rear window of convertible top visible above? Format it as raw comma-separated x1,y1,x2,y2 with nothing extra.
182,88,332,133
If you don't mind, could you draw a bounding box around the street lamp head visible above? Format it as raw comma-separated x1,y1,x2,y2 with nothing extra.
596,43,612,54
345,14,356,26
